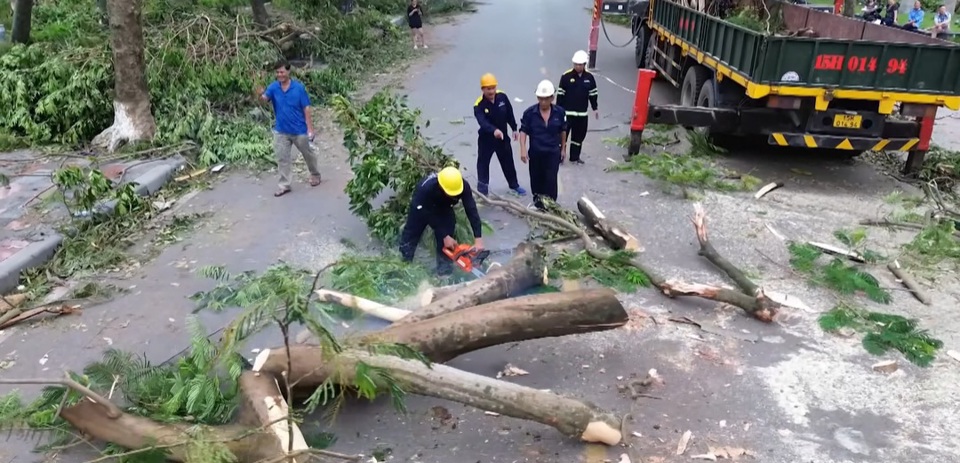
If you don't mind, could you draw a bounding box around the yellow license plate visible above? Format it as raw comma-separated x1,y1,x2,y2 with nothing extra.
833,114,863,129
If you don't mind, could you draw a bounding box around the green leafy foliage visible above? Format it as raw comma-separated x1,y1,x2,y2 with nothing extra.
787,242,891,304
833,228,885,263
609,131,760,194
905,220,960,266
819,303,943,366
333,92,470,244
0,0,412,166
328,254,431,303
550,250,650,292
82,318,242,424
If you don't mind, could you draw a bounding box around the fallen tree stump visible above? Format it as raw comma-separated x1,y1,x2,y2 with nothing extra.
253,348,623,445
395,241,547,325
577,196,641,251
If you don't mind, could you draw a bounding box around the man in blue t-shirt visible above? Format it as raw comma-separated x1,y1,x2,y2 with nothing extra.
255,61,322,197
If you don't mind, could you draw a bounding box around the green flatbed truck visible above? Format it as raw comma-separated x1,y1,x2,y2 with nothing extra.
603,0,960,171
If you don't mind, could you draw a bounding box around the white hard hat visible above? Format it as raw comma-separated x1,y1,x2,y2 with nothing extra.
572,50,589,65
535,79,555,98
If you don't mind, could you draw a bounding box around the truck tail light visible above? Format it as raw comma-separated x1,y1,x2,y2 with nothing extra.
901,103,937,118
767,96,801,109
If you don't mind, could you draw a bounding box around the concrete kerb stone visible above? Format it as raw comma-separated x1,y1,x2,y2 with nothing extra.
0,157,187,295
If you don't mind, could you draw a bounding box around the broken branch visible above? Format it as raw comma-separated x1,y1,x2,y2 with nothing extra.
577,196,642,251
886,261,931,305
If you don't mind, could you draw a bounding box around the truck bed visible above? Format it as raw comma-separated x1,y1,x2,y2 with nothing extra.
650,0,960,95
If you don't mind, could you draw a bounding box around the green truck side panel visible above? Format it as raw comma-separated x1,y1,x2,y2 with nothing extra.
651,0,960,95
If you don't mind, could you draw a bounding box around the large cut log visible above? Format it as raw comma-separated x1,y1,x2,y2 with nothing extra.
416,280,473,307
236,371,309,463
59,401,275,462
253,348,623,446
262,288,628,380
395,241,547,325
577,196,641,251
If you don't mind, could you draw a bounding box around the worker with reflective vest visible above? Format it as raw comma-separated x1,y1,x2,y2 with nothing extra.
519,80,568,211
398,167,484,275
556,50,599,165
473,73,527,197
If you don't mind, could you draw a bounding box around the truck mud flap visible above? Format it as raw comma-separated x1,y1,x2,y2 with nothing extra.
767,133,920,152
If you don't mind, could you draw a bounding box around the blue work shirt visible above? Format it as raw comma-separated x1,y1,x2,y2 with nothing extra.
264,79,311,136
520,104,568,154
908,7,924,24
474,92,518,138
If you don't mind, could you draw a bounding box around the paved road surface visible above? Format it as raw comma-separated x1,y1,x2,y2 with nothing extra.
3,1,960,462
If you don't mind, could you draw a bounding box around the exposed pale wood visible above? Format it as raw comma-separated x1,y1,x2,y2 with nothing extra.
807,241,866,263
887,261,931,305
577,196,641,251
236,372,309,463
315,289,410,322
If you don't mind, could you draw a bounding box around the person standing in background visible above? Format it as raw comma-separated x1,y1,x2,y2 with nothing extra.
408,0,427,49
255,61,322,198
556,50,599,165
519,80,567,211
473,73,526,197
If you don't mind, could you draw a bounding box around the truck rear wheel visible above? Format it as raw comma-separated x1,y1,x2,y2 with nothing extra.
681,65,710,107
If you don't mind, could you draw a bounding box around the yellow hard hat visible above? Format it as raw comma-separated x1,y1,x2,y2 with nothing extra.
437,167,464,196
480,73,498,88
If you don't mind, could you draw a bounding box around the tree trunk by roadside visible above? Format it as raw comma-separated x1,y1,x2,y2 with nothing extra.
250,0,269,29
92,0,157,152
10,0,34,44
843,0,855,16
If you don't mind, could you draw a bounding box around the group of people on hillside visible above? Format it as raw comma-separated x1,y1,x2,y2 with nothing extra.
866,0,952,38
253,47,601,274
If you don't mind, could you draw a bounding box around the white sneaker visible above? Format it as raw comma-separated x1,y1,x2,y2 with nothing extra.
414,44,419,49
422,44,428,49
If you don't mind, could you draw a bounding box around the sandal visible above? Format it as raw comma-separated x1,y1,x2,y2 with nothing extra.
309,175,321,187
274,188,291,197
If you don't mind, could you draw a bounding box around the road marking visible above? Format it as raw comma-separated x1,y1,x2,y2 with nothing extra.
540,67,547,75
595,72,637,94
537,26,542,33
539,50,544,57
538,37,543,43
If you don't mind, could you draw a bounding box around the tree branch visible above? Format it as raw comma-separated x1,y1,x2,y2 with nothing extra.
0,374,123,418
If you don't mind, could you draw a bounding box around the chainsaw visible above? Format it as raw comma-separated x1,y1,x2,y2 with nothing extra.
442,244,491,278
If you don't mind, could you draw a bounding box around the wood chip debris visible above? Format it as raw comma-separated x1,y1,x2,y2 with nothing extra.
946,350,960,363
618,454,632,463
496,363,529,378
872,359,899,373
692,446,754,460
676,430,692,455
753,181,784,199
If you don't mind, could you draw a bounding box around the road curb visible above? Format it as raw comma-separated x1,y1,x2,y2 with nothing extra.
0,159,185,295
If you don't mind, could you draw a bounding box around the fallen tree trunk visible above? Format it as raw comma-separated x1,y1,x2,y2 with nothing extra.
259,288,628,380
236,372,309,463
395,241,547,325
59,401,275,462
577,196,642,251
253,348,623,445
416,280,474,307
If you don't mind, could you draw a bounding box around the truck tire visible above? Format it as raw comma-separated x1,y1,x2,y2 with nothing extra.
681,65,710,108
695,79,739,148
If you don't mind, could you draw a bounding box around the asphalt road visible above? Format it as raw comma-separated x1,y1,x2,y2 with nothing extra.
2,1,960,462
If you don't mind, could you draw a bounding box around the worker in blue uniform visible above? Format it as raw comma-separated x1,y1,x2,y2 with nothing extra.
518,80,568,211
556,50,599,165
473,73,527,196
398,166,484,275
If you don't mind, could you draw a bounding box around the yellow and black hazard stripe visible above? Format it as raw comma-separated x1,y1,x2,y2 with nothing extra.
768,133,920,152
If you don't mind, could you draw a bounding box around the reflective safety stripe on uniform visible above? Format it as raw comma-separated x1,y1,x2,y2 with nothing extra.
565,111,589,117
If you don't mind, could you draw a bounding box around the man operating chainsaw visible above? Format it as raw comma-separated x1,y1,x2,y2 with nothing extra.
399,166,484,275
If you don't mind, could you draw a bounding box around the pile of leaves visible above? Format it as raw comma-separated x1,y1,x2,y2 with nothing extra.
0,0,411,162
819,303,942,367
609,131,761,195
550,249,650,292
